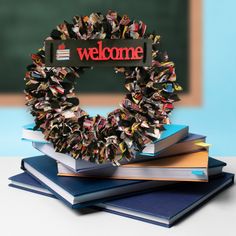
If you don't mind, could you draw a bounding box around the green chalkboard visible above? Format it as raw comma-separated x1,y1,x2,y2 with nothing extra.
0,0,189,93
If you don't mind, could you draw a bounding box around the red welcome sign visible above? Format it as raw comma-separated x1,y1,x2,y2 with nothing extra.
76,40,144,61
45,39,152,67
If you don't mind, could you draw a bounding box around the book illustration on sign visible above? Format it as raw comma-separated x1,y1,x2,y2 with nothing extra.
56,44,70,61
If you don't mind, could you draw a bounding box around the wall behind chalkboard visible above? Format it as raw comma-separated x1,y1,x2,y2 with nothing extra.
0,0,189,94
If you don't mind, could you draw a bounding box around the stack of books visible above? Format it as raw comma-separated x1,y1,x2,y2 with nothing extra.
9,124,234,227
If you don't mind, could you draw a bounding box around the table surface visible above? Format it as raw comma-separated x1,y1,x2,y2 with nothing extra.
1,157,236,236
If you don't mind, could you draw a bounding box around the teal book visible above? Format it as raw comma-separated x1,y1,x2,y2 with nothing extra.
22,124,49,144
141,124,189,153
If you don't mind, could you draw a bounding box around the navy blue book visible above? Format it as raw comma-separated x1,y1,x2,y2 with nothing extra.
97,172,234,227
9,172,56,199
10,157,227,198
9,171,234,228
21,155,172,208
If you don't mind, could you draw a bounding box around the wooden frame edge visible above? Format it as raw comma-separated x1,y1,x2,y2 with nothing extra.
178,0,202,106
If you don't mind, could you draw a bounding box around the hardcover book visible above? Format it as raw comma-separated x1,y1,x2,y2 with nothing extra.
97,173,234,227
21,155,174,208
141,133,206,157
9,172,234,227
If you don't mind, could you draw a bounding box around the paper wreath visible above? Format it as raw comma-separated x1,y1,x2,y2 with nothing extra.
24,10,181,164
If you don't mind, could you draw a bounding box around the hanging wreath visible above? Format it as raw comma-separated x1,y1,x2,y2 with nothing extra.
24,10,181,164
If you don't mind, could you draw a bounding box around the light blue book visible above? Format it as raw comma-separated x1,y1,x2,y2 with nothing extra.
22,124,49,144
23,123,188,150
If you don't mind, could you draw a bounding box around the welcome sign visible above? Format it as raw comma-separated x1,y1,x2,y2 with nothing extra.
45,39,152,67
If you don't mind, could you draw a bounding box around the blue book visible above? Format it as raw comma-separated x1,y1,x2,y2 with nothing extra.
9,171,56,199
20,155,172,208
10,157,227,198
98,172,234,227
9,171,233,228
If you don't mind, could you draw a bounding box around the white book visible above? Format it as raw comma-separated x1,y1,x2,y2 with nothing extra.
32,142,109,172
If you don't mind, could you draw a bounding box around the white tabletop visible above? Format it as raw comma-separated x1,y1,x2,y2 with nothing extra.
1,157,236,236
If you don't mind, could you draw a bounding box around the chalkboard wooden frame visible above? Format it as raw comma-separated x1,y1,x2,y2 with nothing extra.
180,0,202,106
0,0,201,107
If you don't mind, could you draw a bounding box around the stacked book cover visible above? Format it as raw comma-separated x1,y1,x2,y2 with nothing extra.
9,123,234,227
